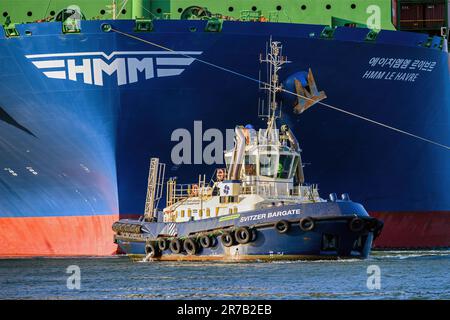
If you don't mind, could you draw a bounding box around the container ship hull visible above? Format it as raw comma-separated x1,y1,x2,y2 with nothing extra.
0,20,448,256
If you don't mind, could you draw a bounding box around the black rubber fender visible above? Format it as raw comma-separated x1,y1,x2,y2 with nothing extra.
183,238,198,255
157,238,168,251
275,220,290,234
235,226,252,244
169,238,183,254
366,218,378,232
112,222,121,233
373,220,384,239
199,235,214,248
220,231,235,247
145,242,160,258
299,217,315,232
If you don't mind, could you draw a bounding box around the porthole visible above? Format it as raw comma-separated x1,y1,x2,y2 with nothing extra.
276,5,282,11
121,9,126,14
156,8,162,14
50,10,55,16
228,6,234,12
100,9,105,15
351,4,357,9
2,11,8,17
178,8,183,13
301,5,307,10
27,11,33,17
326,4,331,10
252,6,257,11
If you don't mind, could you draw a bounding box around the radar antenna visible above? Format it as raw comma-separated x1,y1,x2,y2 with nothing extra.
259,40,290,139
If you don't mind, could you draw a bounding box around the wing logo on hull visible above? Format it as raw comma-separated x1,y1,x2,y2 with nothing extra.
25,51,203,86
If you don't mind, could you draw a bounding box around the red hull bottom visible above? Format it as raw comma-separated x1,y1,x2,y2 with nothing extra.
372,211,450,249
0,211,448,256
0,215,119,256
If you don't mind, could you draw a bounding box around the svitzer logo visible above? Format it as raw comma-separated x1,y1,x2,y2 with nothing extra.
25,51,203,86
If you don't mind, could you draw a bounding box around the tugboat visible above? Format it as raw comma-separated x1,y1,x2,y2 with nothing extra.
113,41,383,261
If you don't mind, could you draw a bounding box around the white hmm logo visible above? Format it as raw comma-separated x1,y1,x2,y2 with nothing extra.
25,51,202,86
366,265,381,290
66,265,81,290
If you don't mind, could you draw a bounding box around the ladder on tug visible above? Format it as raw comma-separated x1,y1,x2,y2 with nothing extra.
144,158,165,222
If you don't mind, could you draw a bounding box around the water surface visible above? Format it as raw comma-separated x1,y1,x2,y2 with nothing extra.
0,250,449,299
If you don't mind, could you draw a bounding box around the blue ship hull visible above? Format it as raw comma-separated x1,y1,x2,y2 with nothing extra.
0,19,448,255
114,201,378,260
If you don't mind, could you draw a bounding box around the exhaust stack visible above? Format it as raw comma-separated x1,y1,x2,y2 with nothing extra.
227,126,246,180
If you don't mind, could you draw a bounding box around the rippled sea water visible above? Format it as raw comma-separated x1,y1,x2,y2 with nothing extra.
0,251,449,300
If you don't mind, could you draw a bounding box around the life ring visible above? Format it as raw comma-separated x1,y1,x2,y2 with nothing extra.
275,220,290,234
145,242,159,258
235,226,252,244
216,169,225,181
220,231,235,247
157,238,168,251
169,238,183,254
199,235,214,248
349,217,365,232
190,184,199,196
183,238,198,255
299,217,315,232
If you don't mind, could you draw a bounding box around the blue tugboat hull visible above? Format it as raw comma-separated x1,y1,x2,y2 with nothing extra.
115,201,379,260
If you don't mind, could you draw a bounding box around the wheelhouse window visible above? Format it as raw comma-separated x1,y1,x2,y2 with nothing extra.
244,155,257,176
260,154,277,178
291,156,300,180
277,154,293,179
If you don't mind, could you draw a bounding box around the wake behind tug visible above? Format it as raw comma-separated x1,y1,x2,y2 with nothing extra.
113,41,383,261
